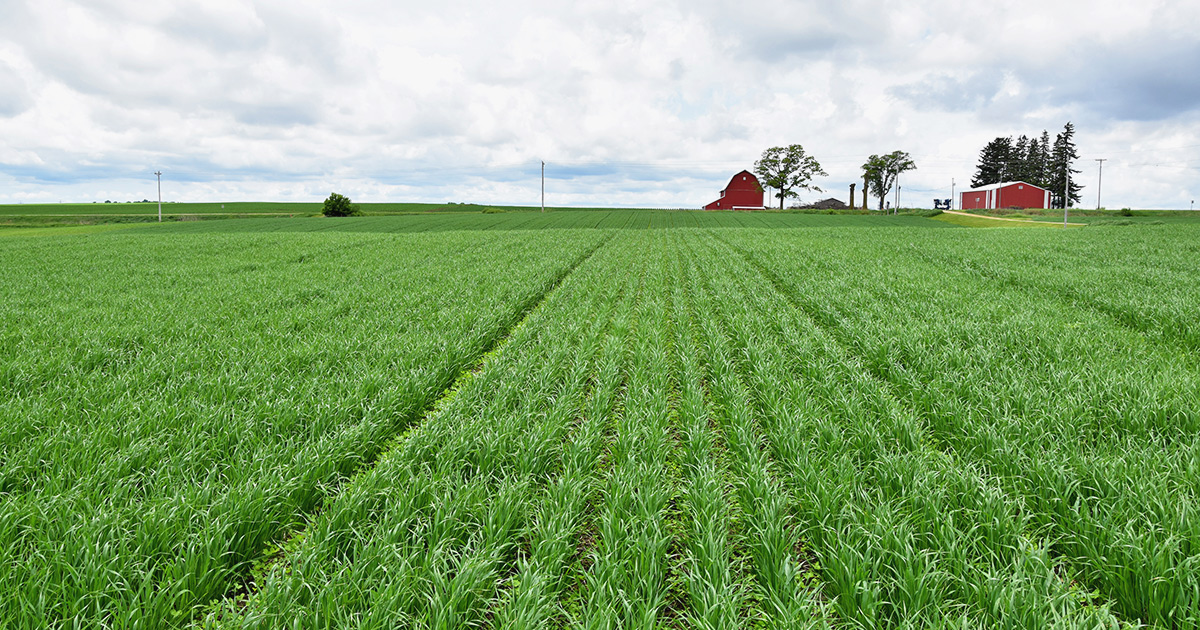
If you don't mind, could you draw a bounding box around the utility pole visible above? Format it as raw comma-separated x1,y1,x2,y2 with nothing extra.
863,172,869,210
894,173,900,214
540,161,545,213
951,178,955,210
1095,158,1106,209
997,166,1004,211
155,171,163,222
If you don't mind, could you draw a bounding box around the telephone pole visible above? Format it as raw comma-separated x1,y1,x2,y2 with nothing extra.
540,161,545,213
997,166,1005,211
155,171,163,222
894,173,900,214
1095,158,1106,209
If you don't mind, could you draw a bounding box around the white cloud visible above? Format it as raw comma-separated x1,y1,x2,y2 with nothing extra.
0,0,1197,208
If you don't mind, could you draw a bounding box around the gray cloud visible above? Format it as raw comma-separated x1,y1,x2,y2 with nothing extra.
889,73,1006,113
1043,39,1200,121
160,4,268,53
0,61,33,117
230,102,319,127
691,0,887,64
0,0,1197,209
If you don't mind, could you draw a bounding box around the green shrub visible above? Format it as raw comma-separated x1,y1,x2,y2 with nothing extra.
322,192,361,217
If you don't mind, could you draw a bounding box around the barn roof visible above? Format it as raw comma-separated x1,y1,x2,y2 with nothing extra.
724,170,758,186
963,181,1047,193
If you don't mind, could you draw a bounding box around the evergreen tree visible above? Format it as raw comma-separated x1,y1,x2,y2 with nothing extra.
1012,135,1031,183
1048,122,1083,208
1024,131,1051,189
1038,130,1052,188
969,127,1073,208
970,137,1012,188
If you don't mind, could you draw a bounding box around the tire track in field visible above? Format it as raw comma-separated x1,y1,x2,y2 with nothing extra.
705,231,1131,627
196,233,615,622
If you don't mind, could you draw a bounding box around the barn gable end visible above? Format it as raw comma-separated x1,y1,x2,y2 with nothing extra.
704,170,764,210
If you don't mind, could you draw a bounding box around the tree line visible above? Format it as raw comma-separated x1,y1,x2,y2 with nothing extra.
970,122,1081,208
753,123,1083,212
754,145,915,212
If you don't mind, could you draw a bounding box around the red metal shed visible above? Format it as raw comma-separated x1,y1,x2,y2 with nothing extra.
704,170,764,210
960,181,1050,210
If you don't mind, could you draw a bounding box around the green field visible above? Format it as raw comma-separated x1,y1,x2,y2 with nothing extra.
931,212,1067,228
950,207,1200,226
0,201,460,216
2,212,1198,628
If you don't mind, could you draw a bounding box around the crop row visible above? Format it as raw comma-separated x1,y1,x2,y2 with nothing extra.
0,229,605,627
895,226,1200,351
210,231,646,627
713,227,1199,627
127,210,947,236
4,223,1196,628
215,231,841,628
671,229,1120,627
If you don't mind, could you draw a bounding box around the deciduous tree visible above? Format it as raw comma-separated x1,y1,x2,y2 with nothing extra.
322,192,361,217
754,144,828,209
862,150,916,212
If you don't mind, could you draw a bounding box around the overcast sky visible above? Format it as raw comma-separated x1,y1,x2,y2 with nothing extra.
1,0,1198,209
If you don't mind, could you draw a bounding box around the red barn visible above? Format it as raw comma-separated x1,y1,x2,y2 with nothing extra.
960,181,1050,210
704,170,764,210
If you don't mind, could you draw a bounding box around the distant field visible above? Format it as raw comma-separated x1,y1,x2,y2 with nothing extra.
955,207,1200,225
0,208,958,234
932,212,1066,228
0,201,717,219
119,210,955,234
2,213,1198,628
1031,214,1200,225
0,223,145,238
0,201,322,217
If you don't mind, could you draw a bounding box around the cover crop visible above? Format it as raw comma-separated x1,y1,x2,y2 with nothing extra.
0,228,604,627
2,217,1197,628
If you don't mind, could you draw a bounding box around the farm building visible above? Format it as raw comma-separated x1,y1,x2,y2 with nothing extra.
960,181,1050,210
704,170,764,210
796,198,849,210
